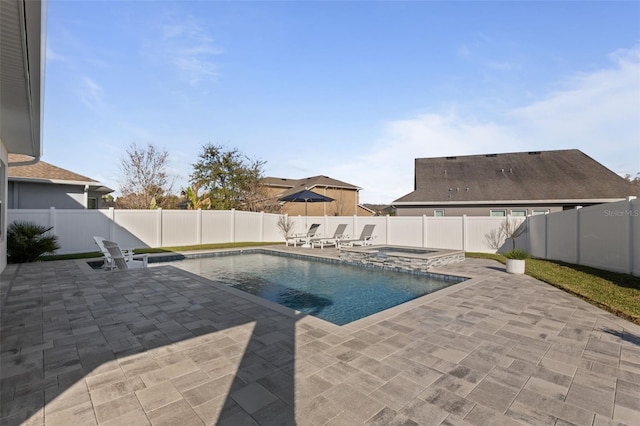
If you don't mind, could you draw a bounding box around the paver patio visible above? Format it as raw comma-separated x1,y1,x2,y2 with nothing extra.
1,248,639,426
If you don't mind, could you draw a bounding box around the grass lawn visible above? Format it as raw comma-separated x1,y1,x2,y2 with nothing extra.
467,252,640,325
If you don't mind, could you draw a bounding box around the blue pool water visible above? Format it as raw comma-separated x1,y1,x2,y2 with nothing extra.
161,252,465,325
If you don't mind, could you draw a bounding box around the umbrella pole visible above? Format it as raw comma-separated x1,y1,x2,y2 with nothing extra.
303,200,310,247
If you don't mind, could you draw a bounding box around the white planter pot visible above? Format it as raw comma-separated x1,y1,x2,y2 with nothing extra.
506,259,525,274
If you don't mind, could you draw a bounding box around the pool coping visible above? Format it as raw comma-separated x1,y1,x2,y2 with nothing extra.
90,245,484,332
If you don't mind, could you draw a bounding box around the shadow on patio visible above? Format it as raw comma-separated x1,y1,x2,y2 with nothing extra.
1,260,307,425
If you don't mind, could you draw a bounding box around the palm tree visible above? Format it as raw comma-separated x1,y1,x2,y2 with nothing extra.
7,221,60,263
183,184,212,210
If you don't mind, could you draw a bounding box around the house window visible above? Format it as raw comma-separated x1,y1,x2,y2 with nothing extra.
511,210,527,217
88,197,98,209
490,210,506,217
532,209,549,215
434,210,444,217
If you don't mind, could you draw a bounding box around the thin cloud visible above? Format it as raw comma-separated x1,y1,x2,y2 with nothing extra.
45,46,65,62
486,61,520,71
457,44,471,58
78,77,104,110
330,45,640,204
509,44,640,173
151,14,224,85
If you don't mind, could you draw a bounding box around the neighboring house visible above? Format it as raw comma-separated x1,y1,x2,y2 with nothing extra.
8,154,113,209
1,0,46,272
393,149,639,217
262,175,375,216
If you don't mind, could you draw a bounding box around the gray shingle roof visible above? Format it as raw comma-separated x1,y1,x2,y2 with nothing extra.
262,175,360,197
8,154,113,192
393,149,638,204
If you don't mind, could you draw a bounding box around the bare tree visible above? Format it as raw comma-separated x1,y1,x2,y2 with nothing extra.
484,228,505,251
484,217,527,251
242,179,281,213
502,218,527,250
277,215,295,238
118,143,173,209
623,172,640,186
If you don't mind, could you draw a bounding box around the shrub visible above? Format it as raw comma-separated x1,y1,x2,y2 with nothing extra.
7,221,60,263
504,249,531,260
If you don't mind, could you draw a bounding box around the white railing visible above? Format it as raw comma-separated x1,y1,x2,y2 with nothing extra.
9,202,638,277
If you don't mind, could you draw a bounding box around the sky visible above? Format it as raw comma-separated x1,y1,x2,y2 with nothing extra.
42,0,640,204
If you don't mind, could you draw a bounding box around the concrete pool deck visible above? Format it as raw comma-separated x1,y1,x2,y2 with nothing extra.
1,247,640,426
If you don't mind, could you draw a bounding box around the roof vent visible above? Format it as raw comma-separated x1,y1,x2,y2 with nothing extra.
486,154,497,157
446,156,457,160
528,151,541,155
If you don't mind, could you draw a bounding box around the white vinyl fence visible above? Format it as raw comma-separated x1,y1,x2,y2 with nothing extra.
9,200,638,276
528,198,639,276
8,208,525,255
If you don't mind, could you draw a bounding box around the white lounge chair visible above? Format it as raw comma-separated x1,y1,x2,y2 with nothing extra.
311,224,348,249
338,224,376,248
94,236,135,270
102,240,148,270
286,223,321,247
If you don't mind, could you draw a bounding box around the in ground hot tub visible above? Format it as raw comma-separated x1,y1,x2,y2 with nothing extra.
339,245,465,273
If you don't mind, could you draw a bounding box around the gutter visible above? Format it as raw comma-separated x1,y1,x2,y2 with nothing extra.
391,198,628,206
8,155,41,167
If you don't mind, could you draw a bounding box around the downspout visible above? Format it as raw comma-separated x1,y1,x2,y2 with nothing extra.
84,184,89,209
16,0,43,159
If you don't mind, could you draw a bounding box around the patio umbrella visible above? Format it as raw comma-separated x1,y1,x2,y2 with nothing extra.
278,189,334,227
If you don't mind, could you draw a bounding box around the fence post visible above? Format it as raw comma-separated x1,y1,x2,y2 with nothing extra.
353,215,358,240
231,209,236,243
260,211,265,242
108,207,115,240
157,208,163,247
197,208,202,245
49,207,56,235
462,215,467,251
544,212,549,259
422,215,427,248
576,206,582,265
323,214,328,237
386,215,390,245
526,215,531,254
629,196,637,275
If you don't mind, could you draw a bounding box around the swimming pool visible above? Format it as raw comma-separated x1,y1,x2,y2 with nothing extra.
159,251,466,325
